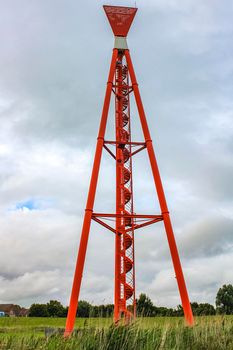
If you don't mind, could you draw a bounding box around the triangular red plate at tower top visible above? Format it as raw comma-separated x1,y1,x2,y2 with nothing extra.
103,5,137,37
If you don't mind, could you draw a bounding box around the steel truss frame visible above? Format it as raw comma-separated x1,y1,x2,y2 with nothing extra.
64,5,194,336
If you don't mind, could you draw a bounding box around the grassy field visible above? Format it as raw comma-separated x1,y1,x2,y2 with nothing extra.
0,316,232,349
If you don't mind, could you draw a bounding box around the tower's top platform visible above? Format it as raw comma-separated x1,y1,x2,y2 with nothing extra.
103,5,137,37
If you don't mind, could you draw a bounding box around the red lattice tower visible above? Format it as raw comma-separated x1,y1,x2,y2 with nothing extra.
64,5,194,336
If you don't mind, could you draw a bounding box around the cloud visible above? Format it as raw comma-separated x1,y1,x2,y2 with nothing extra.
146,252,233,307
180,218,233,258
149,217,233,261
0,270,62,304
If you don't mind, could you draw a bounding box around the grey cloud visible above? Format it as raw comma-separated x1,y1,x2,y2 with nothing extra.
136,217,233,264
179,218,233,258
145,252,233,307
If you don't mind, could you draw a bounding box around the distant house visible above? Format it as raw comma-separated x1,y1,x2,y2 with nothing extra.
0,304,29,317
19,308,29,317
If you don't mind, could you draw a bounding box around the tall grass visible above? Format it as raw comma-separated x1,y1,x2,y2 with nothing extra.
0,316,232,349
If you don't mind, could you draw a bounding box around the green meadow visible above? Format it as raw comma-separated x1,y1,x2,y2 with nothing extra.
0,316,232,349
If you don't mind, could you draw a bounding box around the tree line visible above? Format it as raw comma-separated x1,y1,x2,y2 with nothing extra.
28,300,114,318
28,284,233,317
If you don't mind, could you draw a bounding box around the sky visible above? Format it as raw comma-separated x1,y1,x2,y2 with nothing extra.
0,0,233,309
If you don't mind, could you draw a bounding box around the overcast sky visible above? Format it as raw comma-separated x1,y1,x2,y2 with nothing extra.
0,0,232,309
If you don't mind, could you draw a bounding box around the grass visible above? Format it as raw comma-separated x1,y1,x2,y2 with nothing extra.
0,316,232,349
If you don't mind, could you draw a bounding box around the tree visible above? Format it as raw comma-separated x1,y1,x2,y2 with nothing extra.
77,300,92,317
29,300,67,317
216,284,233,315
191,302,215,316
198,303,215,316
156,307,174,317
174,305,184,317
93,304,114,317
28,303,48,317
47,300,66,317
190,302,199,315
136,293,154,316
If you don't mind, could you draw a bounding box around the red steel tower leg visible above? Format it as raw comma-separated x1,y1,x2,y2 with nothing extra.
125,50,194,326
64,49,118,336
